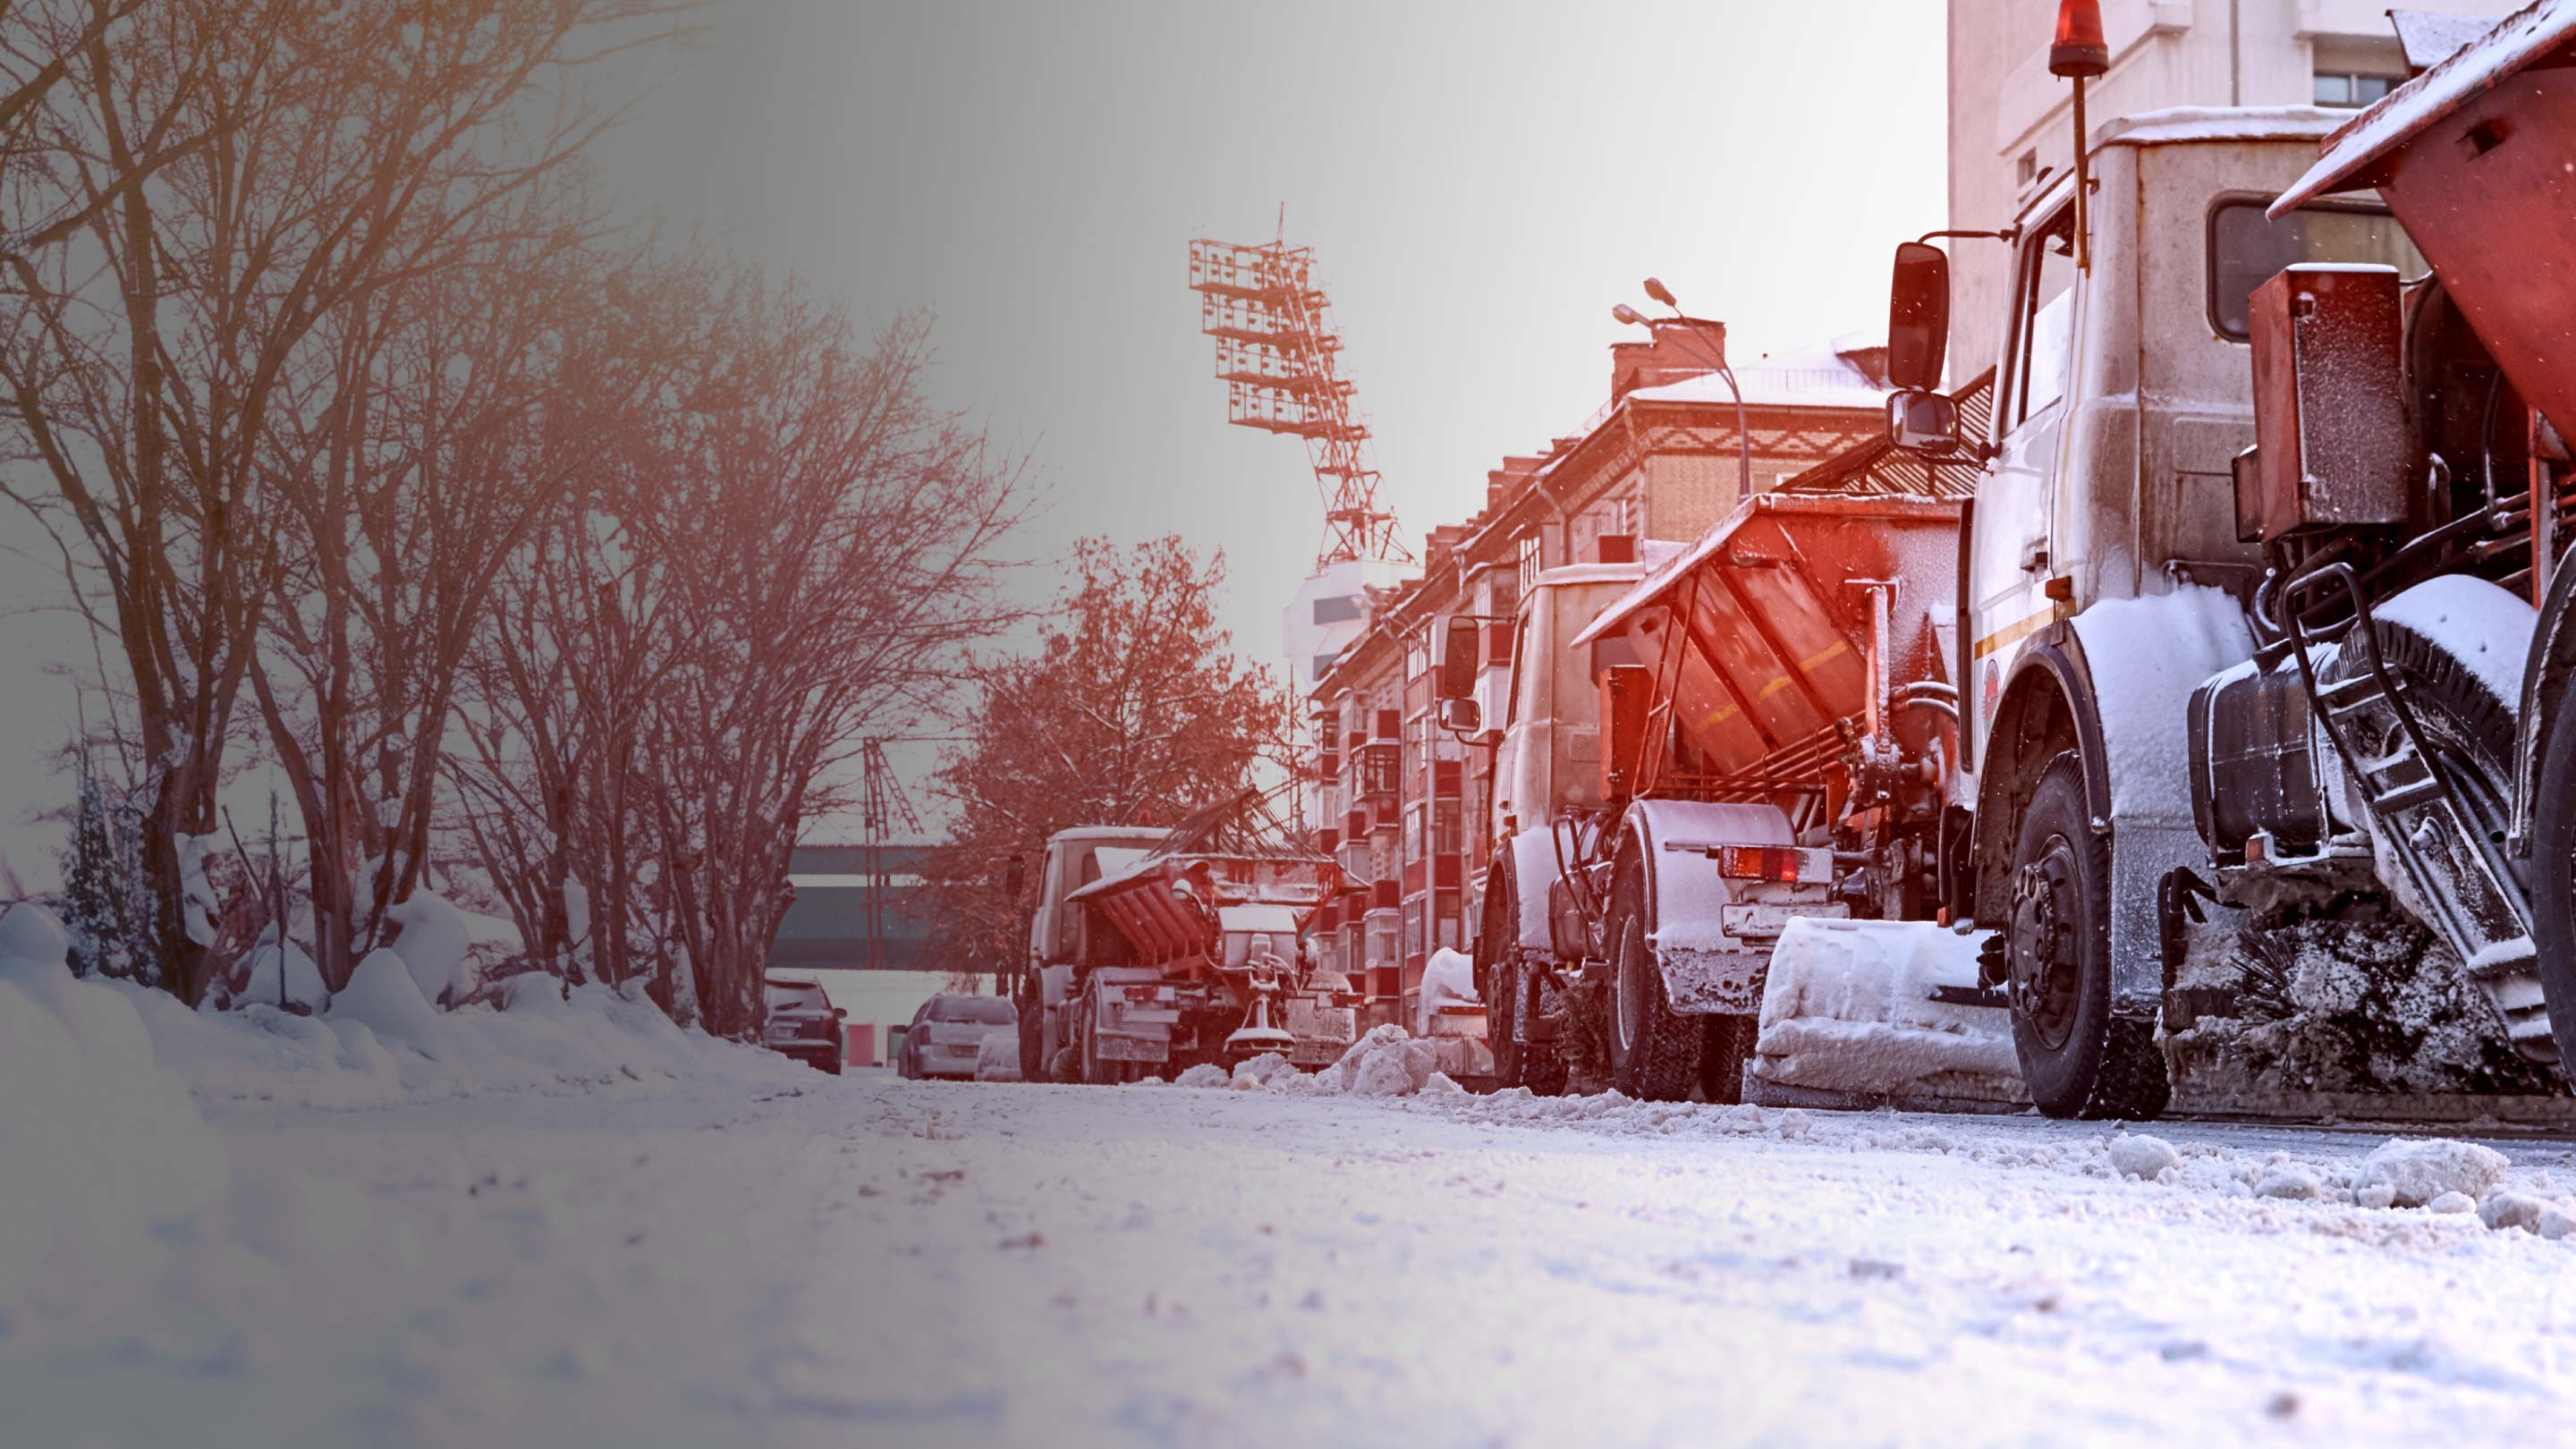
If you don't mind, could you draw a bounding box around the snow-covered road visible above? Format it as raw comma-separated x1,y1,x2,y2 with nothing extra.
24,1054,2576,1449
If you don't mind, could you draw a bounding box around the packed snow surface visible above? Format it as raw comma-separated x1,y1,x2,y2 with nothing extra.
29,933,2576,1445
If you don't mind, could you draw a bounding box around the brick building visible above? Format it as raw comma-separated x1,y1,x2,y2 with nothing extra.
1301,325,1893,1022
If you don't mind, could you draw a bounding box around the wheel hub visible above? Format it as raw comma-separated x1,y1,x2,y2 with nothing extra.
2009,846,2081,1051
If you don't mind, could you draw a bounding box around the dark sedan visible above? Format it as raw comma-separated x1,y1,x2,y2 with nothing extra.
764,975,847,1074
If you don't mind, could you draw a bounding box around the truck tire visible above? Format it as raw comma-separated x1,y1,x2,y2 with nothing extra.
2005,751,2169,1121
1700,1013,1756,1105
1076,985,1122,1087
1017,969,1053,1084
2531,691,2576,1075
1479,872,1565,1095
1604,852,1704,1102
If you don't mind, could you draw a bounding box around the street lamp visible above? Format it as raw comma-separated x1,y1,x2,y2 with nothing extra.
1614,280,1751,503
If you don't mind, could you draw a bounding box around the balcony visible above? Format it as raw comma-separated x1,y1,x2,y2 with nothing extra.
1372,879,1400,911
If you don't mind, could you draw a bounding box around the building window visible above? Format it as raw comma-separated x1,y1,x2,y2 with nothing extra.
1403,901,1424,960
1434,798,1461,857
1516,531,1543,595
2314,71,2396,109
1403,801,1424,863
1312,594,1362,625
1360,743,1399,797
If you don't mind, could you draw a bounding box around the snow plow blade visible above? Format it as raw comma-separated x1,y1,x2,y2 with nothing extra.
1742,919,2029,1113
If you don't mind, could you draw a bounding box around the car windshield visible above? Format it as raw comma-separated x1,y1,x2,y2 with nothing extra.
2208,199,2424,340
767,982,824,1011
937,996,1017,1025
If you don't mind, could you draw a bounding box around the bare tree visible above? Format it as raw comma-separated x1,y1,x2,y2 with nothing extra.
635,291,1025,1035
0,0,680,999
926,537,1296,980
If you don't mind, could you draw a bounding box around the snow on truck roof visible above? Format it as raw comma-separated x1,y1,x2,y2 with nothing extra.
2089,106,2350,149
1046,826,1171,845
2274,1,2576,215
1569,494,1961,650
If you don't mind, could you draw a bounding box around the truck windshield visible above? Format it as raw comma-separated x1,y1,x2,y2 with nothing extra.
2208,199,2423,340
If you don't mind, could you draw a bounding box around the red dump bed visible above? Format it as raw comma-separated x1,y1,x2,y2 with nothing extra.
1064,854,1341,974
1572,493,1963,797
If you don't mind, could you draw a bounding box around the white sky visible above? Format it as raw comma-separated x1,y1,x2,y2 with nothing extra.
0,0,1947,882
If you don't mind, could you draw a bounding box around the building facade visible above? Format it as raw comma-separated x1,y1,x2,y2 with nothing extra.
1945,0,2512,385
1301,326,1891,1023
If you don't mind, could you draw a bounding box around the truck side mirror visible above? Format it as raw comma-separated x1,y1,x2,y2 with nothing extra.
1886,389,1961,455
1438,697,1482,734
1436,614,1480,701
1887,242,1951,392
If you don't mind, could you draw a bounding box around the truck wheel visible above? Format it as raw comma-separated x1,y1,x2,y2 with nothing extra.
1605,852,1704,1101
2532,695,2576,1075
1077,986,1121,1086
1492,956,1568,1097
1700,1013,1756,1105
2005,751,2169,1120
1018,969,1053,1084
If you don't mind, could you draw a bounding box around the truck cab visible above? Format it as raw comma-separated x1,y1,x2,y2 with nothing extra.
1485,557,1665,843
1015,826,1169,1080
1886,101,2554,1118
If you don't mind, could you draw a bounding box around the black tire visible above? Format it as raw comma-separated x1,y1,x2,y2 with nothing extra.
1018,969,1054,1085
1076,985,1120,1086
2005,751,2169,1120
1479,871,1561,1094
1700,1013,1756,1105
1604,851,1704,1101
2532,690,2576,1075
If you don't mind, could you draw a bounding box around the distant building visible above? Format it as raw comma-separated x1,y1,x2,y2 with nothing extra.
767,842,938,974
1304,326,1891,1023
1945,0,2512,385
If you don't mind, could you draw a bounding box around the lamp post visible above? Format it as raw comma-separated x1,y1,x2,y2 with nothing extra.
1614,283,1752,504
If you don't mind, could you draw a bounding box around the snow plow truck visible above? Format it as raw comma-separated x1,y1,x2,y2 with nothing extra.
1448,496,1971,1104
1857,0,2576,1121
1015,792,1361,1084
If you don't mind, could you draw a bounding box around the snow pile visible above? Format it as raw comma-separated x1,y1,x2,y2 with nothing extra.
974,1034,1021,1081
1414,947,1479,1035
2354,1137,2509,1208
385,888,481,1006
1326,1023,1443,1097
1174,1063,1231,1089
119,965,802,1109
233,926,327,1013
1230,1051,1292,1086
1750,919,2023,1102
0,904,228,1346
2106,1132,2179,1181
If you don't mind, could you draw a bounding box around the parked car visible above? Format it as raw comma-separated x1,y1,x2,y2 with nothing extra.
764,975,846,1074
898,994,1020,1080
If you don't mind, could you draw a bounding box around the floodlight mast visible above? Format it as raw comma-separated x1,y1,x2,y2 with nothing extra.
1188,226,1411,570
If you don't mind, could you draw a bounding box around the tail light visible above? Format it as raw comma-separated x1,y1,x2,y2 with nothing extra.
1715,845,1807,883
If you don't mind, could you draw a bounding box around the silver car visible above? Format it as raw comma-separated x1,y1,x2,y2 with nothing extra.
898,994,1018,1080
